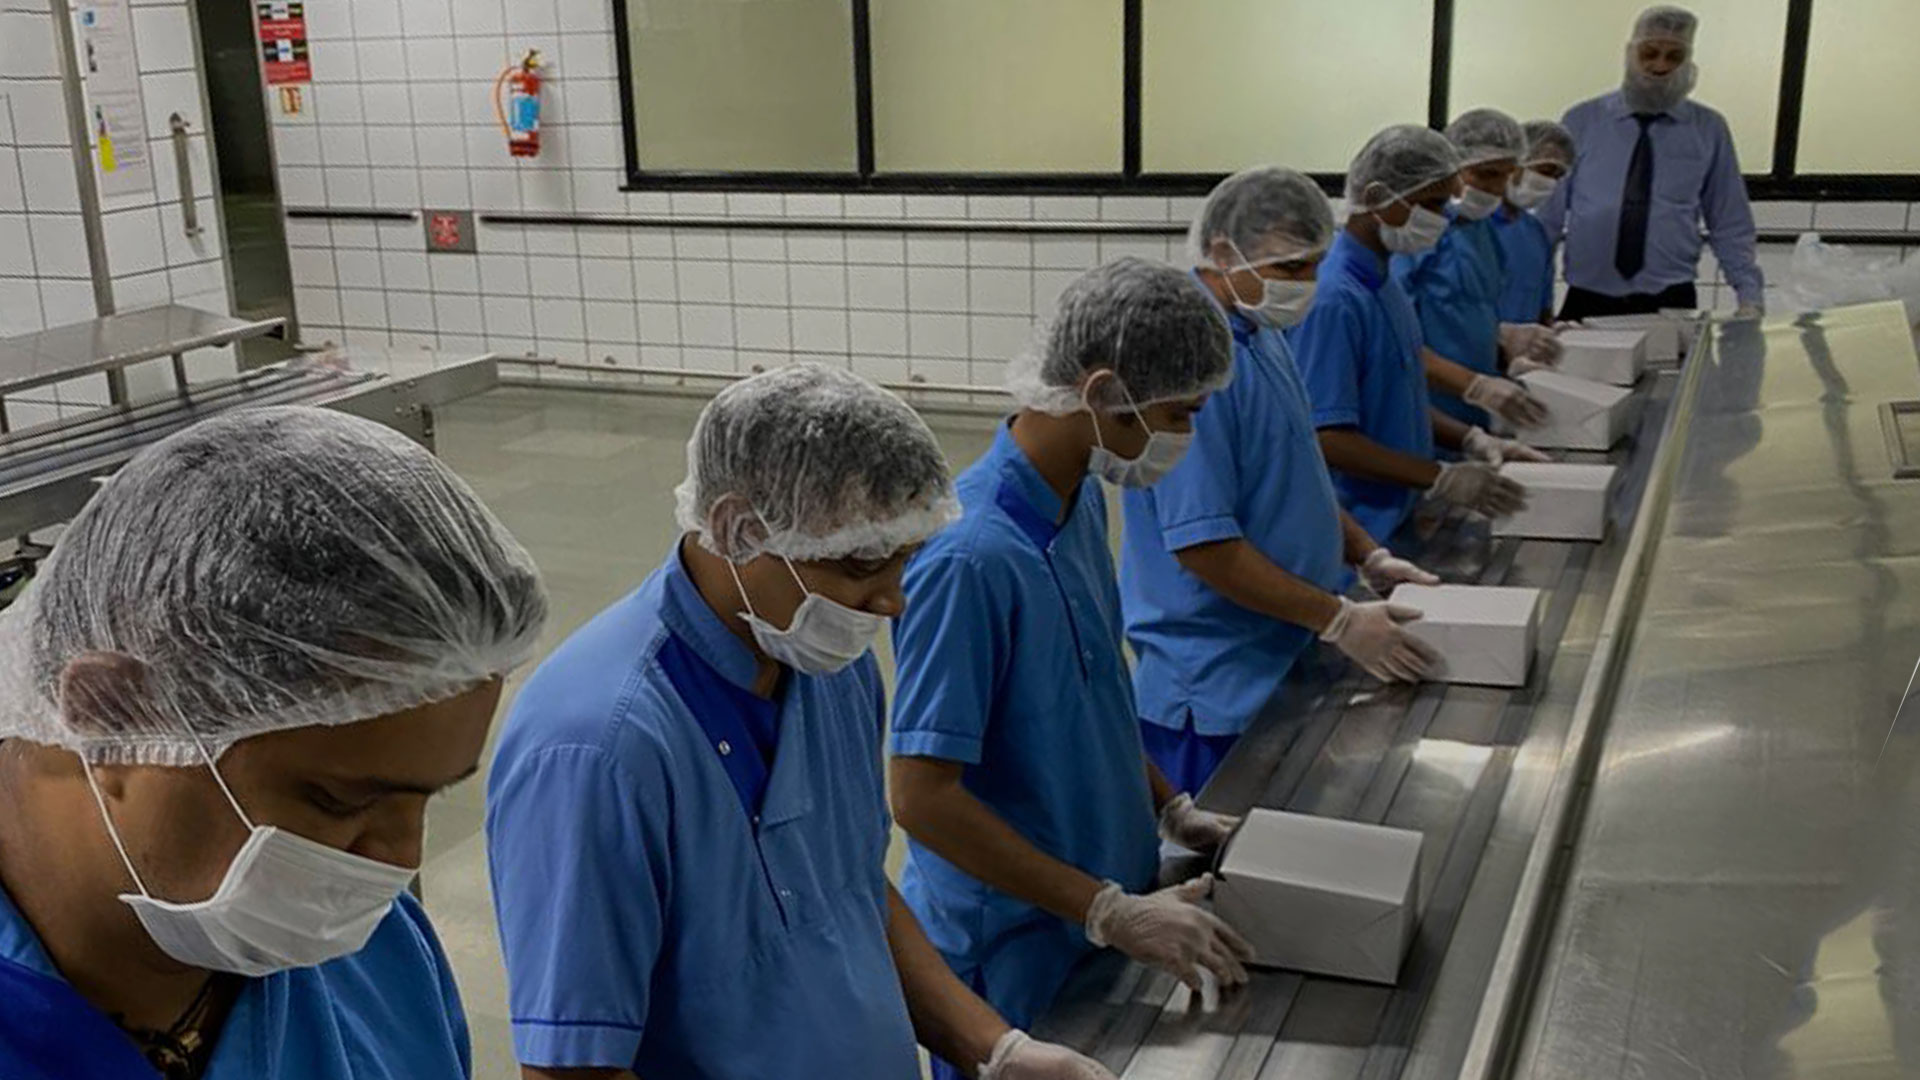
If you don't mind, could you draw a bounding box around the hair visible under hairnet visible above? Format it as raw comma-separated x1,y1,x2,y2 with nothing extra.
1344,125,1462,210
1006,257,1233,416
1186,167,1335,270
0,407,548,767
1522,120,1576,168
1632,4,1697,45
1445,108,1526,169
674,362,958,564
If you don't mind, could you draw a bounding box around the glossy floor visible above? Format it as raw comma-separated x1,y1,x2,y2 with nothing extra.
419,384,999,1079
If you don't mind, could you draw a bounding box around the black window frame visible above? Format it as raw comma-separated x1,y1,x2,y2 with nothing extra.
613,0,1920,201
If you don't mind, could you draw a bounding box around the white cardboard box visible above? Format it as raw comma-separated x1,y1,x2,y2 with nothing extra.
1557,327,1651,384
1214,808,1423,985
1518,370,1638,450
1390,584,1542,687
1493,462,1620,541
1660,308,1704,352
1580,315,1680,363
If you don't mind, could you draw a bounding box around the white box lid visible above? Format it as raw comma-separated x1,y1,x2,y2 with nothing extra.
1499,462,1619,492
1219,808,1422,904
1558,328,1649,351
1389,583,1541,627
1521,370,1634,409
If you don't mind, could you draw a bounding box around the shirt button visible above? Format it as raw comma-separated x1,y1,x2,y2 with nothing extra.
779,889,793,898
717,740,732,756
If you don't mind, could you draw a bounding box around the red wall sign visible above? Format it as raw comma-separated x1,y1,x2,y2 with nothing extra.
257,2,310,86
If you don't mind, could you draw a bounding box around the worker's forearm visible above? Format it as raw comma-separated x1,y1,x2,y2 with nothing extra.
1430,409,1471,452
1318,429,1442,489
1174,538,1341,634
891,762,1106,925
887,886,1008,1077
1337,509,1380,565
1421,348,1477,395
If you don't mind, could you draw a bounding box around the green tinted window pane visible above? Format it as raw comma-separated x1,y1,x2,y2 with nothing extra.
628,0,857,173
1450,0,1785,169
1142,0,1432,174
870,0,1123,174
1800,0,1920,173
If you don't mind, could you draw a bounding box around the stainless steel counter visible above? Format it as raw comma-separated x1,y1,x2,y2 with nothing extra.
1035,350,1688,1080
1496,302,1920,1079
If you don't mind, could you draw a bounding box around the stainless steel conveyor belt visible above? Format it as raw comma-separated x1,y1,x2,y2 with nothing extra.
1033,324,1696,1080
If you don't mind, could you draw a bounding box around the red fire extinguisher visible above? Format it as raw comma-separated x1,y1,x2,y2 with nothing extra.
494,50,543,159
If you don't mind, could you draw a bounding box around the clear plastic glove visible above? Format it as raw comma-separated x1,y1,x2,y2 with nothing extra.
1462,426,1552,465
979,1030,1117,1080
1499,322,1562,365
1464,374,1548,428
1084,875,1253,992
1733,302,1765,320
1507,354,1554,377
1318,596,1438,682
1360,547,1439,594
1431,461,1529,517
1158,793,1239,853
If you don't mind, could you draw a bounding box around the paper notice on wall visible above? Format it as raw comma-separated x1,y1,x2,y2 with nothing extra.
76,0,153,198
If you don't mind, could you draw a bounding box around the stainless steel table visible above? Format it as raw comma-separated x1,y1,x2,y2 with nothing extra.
0,305,284,405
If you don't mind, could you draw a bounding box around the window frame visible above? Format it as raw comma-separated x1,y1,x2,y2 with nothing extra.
612,0,1920,200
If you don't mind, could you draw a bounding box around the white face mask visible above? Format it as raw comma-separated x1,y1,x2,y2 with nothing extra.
85,740,415,977
1507,168,1560,209
1455,184,1503,222
1085,380,1192,488
1221,242,1318,329
1378,201,1450,255
729,555,886,675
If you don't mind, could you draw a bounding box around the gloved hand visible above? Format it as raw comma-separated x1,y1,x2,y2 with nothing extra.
1318,596,1438,682
1464,374,1548,428
1084,875,1253,993
1360,547,1439,594
1158,793,1239,853
1462,425,1552,465
979,1030,1117,1080
1499,322,1562,366
1733,302,1765,320
1431,461,1529,517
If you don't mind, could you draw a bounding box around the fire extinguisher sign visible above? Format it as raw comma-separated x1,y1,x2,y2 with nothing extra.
256,2,311,86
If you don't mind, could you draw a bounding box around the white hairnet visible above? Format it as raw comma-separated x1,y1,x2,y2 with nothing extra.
0,407,548,767
1522,119,1576,168
674,362,959,564
1632,4,1697,45
1186,167,1335,270
1445,108,1526,169
1344,124,1462,210
1006,257,1233,416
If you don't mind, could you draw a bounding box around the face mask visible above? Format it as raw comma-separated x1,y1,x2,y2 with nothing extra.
1378,202,1449,255
729,555,886,675
1085,381,1191,488
1507,169,1559,209
1221,241,1318,329
1456,184,1503,221
85,739,414,977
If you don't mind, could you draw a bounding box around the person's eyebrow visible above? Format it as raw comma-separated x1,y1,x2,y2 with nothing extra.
332,762,481,798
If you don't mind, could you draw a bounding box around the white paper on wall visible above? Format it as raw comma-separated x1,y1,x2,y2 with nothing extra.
75,0,154,198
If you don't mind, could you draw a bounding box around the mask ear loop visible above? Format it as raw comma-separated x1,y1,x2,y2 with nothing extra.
726,510,815,630
82,755,152,898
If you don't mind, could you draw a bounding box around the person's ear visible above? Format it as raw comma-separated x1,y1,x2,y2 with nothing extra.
704,493,769,565
58,651,153,740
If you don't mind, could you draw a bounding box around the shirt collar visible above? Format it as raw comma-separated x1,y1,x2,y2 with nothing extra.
1604,90,1678,122
1332,231,1389,291
659,540,763,694
989,422,1076,549
0,880,57,979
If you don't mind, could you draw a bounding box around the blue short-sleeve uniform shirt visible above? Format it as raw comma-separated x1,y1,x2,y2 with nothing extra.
486,544,919,1080
1290,231,1436,543
0,885,471,1080
1393,210,1506,426
891,424,1158,1029
1493,206,1555,325
1121,298,1346,738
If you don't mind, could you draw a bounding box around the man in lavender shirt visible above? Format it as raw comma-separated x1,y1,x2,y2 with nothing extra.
1539,5,1763,322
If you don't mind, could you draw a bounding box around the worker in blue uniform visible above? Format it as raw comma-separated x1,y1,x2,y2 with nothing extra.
0,407,550,1080
1540,6,1764,321
1394,108,1561,427
1494,120,1577,327
890,258,1259,1080
488,363,1117,1080
1291,125,1546,548
1117,170,1447,795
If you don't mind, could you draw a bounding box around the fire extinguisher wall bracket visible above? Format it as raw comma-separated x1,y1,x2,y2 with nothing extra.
494,50,544,159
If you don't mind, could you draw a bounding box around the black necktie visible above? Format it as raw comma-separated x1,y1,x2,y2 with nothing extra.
1615,113,1657,280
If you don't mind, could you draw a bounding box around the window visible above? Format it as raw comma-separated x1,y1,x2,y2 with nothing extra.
869,0,1122,173
1141,0,1431,174
1798,0,1920,174
1450,0,1789,170
625,0,858,173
